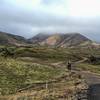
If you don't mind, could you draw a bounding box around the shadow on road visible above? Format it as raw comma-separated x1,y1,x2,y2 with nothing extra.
88,84,100,100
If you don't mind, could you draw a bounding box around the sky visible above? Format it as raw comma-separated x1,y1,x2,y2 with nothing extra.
0,0,100,41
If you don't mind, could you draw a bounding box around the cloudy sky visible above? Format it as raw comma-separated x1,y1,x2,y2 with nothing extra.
0,0,100,41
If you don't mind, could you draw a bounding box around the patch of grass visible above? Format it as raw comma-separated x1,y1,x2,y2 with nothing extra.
0,46,82,61
77,63,100,74
0,57,66,95
0,46,99,97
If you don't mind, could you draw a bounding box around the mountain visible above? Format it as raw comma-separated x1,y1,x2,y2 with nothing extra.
30,33,92,47
0,31,28,46
0,32,99,48
29,33,50,43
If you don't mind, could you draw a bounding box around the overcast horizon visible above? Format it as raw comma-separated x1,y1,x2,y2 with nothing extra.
0,0,100,42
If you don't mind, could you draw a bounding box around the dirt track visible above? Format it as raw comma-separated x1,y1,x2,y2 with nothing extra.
50,59,100,100
72,58,100,100
0,58,100,100
81,71,100,100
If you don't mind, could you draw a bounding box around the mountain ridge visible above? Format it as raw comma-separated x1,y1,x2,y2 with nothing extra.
30,33,93,47
0,31,99,47
0,31,29,46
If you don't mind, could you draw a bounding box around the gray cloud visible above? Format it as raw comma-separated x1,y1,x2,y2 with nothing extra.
0,0,100,41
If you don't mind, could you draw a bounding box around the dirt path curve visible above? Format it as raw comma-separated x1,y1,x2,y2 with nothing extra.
72,58,100,100
80,71,100,100
51,58,100,100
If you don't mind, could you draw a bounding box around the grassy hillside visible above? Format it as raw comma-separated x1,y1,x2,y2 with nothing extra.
0,32,28,46
0,57,67,95
0,46,83,62
77,63,100,74
0,45,99,99
0,57,85,100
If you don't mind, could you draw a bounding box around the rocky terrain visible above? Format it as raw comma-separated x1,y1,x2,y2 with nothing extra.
30,33,92,47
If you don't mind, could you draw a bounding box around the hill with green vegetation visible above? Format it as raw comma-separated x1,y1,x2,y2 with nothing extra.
0,57,67,95
0,46,90,96
0,45,99,99
0,31,29,46
0,33,100,99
